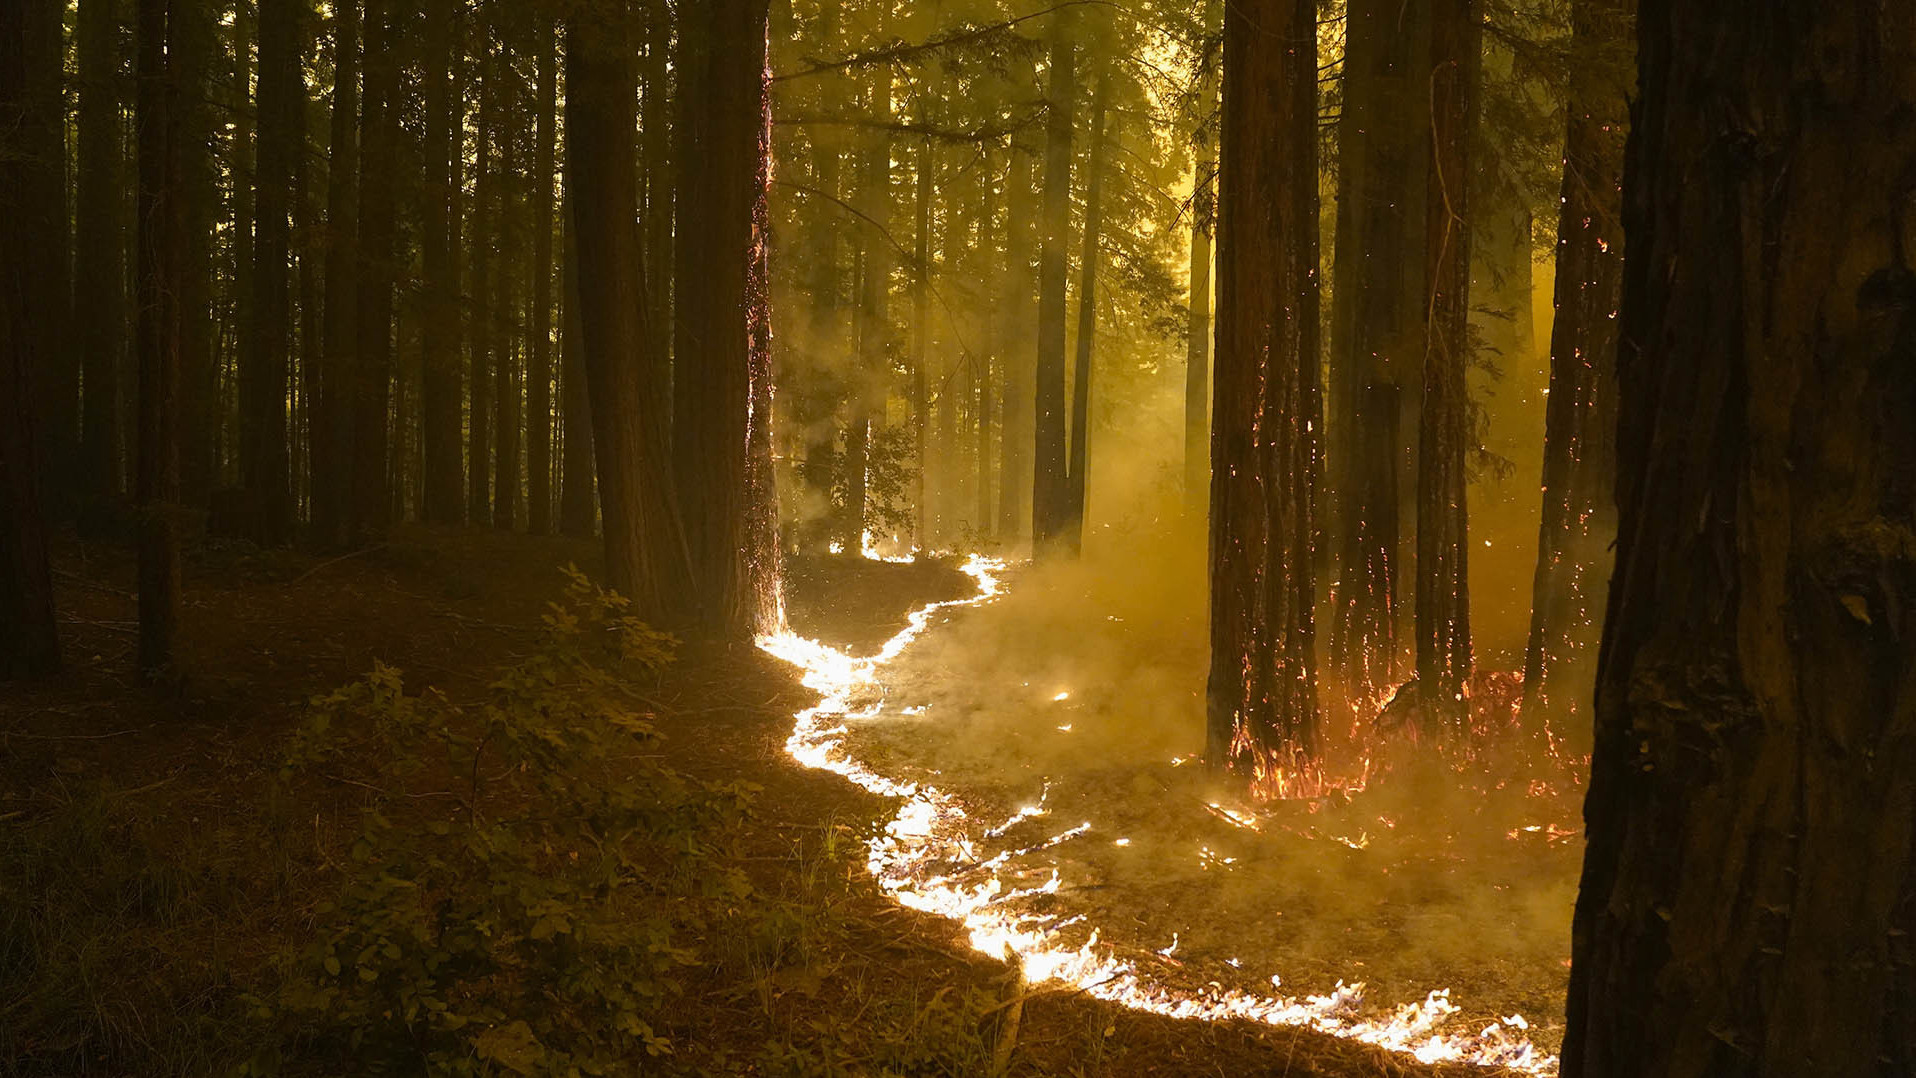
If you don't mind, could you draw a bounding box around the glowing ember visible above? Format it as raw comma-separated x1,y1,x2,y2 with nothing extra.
759,555,1557,1075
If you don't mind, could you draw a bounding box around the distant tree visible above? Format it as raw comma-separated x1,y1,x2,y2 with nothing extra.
1519,0,1632,736
1413,0,1479,733
0,0,63,678
566,2,688,616
1565,2,1916,1073
242,0,304,545
674,0,784,637
1063,64,1111,554
1207,0,1322,785
996,125,1038,541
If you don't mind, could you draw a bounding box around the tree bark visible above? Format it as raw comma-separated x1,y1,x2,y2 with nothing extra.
1519,0,1631,738
313,0,359,545
419,0,464,525
1565,3,1916,1074
526,20,557,535
1183,0,1220,517
1064,66,1110,554
350,0,397,542
243,0,301,544
493,59,522,534
136,0,186,674
1414,0,1478,732
912,134,932,547
997,127,1037,540
468,50,495,528
1207,0,1323,790
1031,13,1075,555
76,0,129,507
641,0,674,360
175,0,218,512
557,193,597,539
673,0,783,637
567,4,687,617
0,0,63,677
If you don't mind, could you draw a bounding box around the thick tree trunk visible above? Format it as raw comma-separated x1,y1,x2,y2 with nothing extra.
567,5,688,617
1413,0,1478,733
350,0,397,542
136,0,186,674
1064,68,1110,554
557,193,597,538
1,0,62,677
1327,0,1428,708
1519,0,1631,738
1207,0,1322,790
314,0,359,546
419,0,464,525
1183,0,1220,517
242,0,301,544
1031,15,1075,555
997,130,1036,540
76,0,128,507
1565,3,1916,1075
673,0,783,637
526,22,557,535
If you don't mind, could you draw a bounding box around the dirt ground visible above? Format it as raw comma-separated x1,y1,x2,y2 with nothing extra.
1,527,1491,1078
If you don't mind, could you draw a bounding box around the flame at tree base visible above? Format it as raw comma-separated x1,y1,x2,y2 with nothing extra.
759,554,1557,1075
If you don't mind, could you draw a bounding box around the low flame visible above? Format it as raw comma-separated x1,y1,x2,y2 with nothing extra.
759,555,1557,1075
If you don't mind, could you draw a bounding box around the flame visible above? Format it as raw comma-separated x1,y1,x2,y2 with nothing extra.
759,555,1558,1075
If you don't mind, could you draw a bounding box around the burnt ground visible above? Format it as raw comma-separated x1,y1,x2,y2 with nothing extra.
1,527,1486,1078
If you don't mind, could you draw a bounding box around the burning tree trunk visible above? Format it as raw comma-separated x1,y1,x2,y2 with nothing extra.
673,0,783,638
526,22,557,536
567,3,687,618
1031,13,1075,556
420,0,464,525
1564,2,1916,1074
1183,0,1220,517
1519,0,1632,737
1326,0,1427,709
1064,66,1110,555
136,0,187,674
313,0,359,546
242,0,302,545
0,0,62,678
1413,0,1479,733
1207,0,1323,787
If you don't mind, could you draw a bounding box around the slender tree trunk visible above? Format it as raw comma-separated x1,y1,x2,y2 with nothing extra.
567,4,687,616
526,21,557,535
493,66,522,534
176,0,218,511
314,0,359,546
1207,0,1322,790
1183,0,1220,516
16,0,74,520
997,131,1036,539
1565,3,1916,1073
243,0,301,544
350,0,397,542
674,0,783,636
1031,14,1075,555
230,0,255,489
419,0,463,524
1065,67,1109,554
77,0,128,507
641,0,673,358
911,134,933,547
1,0,62,677
468,51,495,526
1519,0,1631,738
1327,0,1428,708
794,0,842,554
136,0,186,674
557,193,597,538
1414,0,1479,732
841,67,892,555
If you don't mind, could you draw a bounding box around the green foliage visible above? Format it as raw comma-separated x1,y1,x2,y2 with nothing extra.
250,569,758,1076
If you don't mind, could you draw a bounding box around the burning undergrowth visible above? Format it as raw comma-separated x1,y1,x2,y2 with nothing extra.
762,528,1583,1074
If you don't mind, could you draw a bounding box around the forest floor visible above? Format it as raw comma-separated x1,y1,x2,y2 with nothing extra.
1,526,1487,1078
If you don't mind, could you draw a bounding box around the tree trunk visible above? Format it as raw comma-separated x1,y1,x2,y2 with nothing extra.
243,0,301,544
673,0,783,637
176,0,218,512
230,0,255,491
1064,67,1109,554
1031,14,1075,555
468,49,495,526
1326,0,1429,708
0,0,63,677
912,134,932,547
314,0,359,545
526,20,557,535
1564,3,1916,1074
1414,0,1479,733
557,189,597,538
350,0,397,542
419,0,464,524
1207,0,1322,792
840,67,892,555
641,0,674,359
567,4,687,617
136,0,186,674
493,64,522,534
76,0,128,507
997,129,1036,539
1183,0,1220,517
1518,0,1631,738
